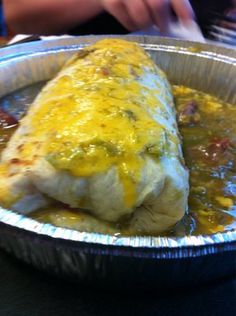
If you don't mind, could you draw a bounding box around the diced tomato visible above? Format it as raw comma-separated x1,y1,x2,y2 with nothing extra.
0,109,18,128
101,67,110,76
182,101,198,115
178,101,200,126
206,138,231,161
186,137,233,166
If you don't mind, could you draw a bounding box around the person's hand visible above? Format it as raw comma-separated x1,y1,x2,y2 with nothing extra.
100,0,194,33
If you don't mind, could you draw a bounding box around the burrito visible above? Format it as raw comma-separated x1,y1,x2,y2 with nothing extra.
0,39,189,234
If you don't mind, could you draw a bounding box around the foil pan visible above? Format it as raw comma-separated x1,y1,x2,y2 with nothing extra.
0,36,235,289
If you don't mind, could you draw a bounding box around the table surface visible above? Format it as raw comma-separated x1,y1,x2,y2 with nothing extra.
0,249,235,316
0,35,235,316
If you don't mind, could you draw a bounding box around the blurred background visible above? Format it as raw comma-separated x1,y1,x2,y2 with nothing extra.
0,0,236,46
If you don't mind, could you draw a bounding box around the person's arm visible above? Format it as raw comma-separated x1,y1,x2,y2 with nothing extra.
3,0,104,34
3,0,194,35
101,0,194,34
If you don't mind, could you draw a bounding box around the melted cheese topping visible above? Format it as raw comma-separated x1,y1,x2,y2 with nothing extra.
0,163,19,207
16,39,175,207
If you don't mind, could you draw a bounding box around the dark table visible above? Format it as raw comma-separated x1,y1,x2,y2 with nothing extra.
0,249,235,316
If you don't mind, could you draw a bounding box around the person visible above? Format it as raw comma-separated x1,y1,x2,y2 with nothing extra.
3,0,194,35
0,0,7,35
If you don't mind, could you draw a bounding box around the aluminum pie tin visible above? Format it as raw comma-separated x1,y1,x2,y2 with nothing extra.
0,36,235,289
